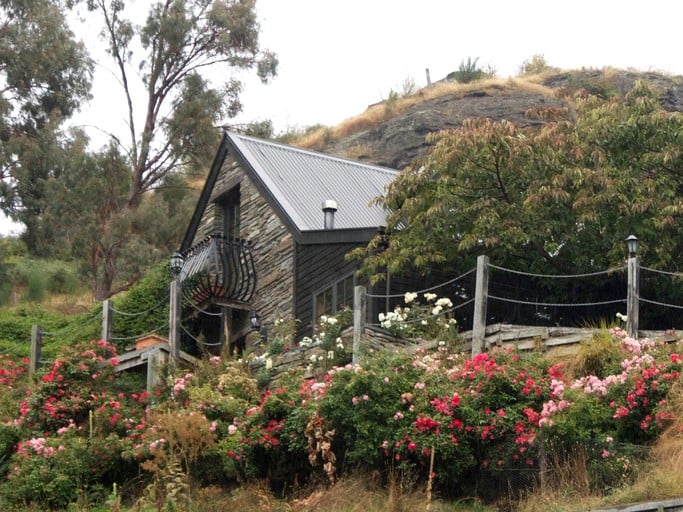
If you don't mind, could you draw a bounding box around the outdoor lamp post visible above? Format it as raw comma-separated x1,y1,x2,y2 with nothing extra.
169,251,184,361
625,235,639,339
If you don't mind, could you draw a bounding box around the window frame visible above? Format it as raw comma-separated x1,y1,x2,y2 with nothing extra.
313,273,355,321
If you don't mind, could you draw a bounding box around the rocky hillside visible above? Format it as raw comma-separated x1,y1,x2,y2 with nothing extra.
300,68,683,171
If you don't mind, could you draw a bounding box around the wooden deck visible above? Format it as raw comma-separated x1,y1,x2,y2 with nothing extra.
114,342,198,391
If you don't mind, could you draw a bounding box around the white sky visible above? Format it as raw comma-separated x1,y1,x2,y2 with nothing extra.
2,0,682,236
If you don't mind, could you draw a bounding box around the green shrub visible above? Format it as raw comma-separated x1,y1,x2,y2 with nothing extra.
447,56,490,83
0,306,85,359
0,338,153,509
25,268,48,302
109,261,171,352
518,53,552,75
46,261,81,294
0,424,19,475
0,320,681,507
567,71,619,98
1,435,95,509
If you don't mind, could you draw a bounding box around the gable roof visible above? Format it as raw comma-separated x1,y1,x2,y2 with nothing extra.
181,131,398,250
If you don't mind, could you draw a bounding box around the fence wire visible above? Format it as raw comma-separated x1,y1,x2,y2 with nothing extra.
486,263,628,327
489,264,626,279
110,295,169,317
366,267,476,299
109,324,168,342
41,313,100,338
639,266,683,326
181,324,222,346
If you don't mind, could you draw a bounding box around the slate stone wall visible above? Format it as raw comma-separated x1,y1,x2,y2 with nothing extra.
193,156,296,331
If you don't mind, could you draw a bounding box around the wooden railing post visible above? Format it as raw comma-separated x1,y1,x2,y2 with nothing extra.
472,255,489,357
147,348,162,394
168,278,181,362
353,285,366,365
101,299,113,342
30,324,42,375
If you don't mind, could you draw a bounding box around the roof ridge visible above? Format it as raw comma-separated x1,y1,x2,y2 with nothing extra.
227,131,399,176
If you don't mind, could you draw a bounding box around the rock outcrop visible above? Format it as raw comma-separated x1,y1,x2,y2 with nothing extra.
311,69,683,172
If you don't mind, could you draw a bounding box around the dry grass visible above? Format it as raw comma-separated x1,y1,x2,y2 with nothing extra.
516,445,602,512
292,77,557,151
189,482,292,512
289,480,490,511
42,291,94,315
182,474,492,512
340,143,374,161
571,327,620,378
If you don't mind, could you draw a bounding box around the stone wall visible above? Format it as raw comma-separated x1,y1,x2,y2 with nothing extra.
194,156,296,331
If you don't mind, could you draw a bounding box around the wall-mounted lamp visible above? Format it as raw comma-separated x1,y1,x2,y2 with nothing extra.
250,310,261,331
250,311,267,342
625,235,638,258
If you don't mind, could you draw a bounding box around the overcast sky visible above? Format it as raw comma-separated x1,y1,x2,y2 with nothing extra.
233,0,683,131
2,0,682,235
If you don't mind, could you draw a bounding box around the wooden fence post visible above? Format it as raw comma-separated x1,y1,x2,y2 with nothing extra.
626,255,640,338
168,278,181,361
147,348,162,394
472,255,489,357
30,324,42,376
353,285,366,365
101,299,113,342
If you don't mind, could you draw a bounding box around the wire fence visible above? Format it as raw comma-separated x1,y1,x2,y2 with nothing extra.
367,259,683,332
29,256,683,373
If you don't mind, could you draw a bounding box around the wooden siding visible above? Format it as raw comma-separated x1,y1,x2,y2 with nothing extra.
294,241,363,334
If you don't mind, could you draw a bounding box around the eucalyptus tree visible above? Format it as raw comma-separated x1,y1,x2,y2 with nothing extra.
67,0,277,298
0,0,93,249
39,130,196,298
356,82,683,282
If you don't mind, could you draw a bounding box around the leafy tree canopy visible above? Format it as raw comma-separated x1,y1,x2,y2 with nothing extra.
3,0,278,299
0,0,93,220
356,82,683,282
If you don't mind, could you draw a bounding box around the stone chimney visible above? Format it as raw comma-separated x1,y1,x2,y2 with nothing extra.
322,200,338,230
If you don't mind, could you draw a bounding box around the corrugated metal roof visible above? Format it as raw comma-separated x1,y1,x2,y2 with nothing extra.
228,132,398,232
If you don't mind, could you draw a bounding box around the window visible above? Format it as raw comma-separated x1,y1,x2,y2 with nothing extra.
220,186,240,240
314,274,355,320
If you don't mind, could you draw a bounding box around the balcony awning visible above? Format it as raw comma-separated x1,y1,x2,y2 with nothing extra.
180,234,256,304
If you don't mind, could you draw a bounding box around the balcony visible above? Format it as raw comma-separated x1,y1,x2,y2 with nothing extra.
180,234,256,304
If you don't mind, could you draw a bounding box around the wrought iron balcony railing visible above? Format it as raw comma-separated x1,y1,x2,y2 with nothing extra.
180,234,256,304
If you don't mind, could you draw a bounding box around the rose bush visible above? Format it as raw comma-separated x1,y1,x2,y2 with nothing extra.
0,326,681,508
378,291,459,341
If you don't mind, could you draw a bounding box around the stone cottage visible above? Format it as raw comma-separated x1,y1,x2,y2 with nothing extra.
176,131,399,353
